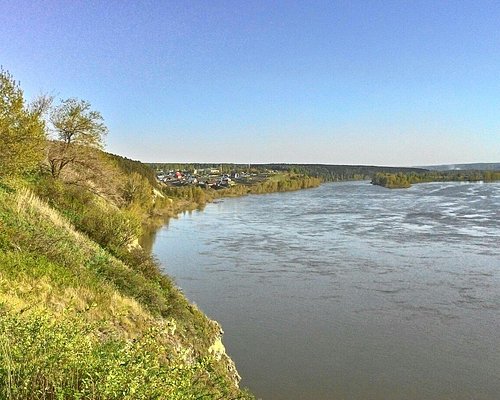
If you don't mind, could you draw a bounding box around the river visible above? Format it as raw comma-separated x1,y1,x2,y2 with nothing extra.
145,181,500,399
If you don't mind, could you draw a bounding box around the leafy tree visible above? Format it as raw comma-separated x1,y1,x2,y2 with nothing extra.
123,172,152,208
47,98,108,178
0,68,47,177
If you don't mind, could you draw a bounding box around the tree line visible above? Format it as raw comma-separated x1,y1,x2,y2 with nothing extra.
258,164,427,181
372,170,500,188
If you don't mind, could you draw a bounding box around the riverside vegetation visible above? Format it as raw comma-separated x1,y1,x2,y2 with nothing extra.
0,68,257,399
371,170,500,189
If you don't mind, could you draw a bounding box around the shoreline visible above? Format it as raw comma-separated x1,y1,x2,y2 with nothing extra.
141,175,323,242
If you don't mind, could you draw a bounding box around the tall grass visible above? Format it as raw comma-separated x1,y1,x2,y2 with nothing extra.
0,182,254,399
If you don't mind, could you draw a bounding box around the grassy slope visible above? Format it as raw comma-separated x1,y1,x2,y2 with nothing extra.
0,152,321,399
0,178,253,400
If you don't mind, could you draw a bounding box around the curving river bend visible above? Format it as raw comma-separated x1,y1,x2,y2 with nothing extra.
146,181,500,399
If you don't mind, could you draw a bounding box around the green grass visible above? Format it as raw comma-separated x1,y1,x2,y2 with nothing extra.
0,181,254,399
0,309,228,400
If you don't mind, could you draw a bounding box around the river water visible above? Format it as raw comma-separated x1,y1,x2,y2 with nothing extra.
148,181,500,399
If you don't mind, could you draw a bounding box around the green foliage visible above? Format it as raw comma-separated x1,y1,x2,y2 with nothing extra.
150,162,428,183
0,68,46,177
161,174,321,208
257,164,426,182
82,207,142,250
31,175,141,252
248,174,321,193
371,172,411,188
372,170,500,188
47,98,108,178
0,310,241,400
107,153,158,186
0,69,258,400
50,98,107,149
123,172,153,210
483,170,500,181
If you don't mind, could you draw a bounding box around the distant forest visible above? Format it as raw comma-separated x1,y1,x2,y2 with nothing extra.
148,163,427,182
372,170,500,188
262,164,427,181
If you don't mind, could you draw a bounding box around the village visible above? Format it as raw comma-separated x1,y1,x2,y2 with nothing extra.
155,167,271,189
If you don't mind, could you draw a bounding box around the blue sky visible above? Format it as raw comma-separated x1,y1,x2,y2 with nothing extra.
1,0,499,165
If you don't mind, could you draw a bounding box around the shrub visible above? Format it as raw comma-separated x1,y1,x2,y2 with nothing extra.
80,206,141,251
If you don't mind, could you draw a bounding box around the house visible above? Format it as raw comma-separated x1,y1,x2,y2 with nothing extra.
219,176,233,187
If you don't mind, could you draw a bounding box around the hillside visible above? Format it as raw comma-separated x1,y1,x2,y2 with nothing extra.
0,155,256,400
0,68,254,399
0,175,253,399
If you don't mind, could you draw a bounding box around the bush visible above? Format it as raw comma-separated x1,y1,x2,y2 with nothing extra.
32,177,141,252
80,206,141,251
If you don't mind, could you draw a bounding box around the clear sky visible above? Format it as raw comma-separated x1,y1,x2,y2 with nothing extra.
1,0,499,166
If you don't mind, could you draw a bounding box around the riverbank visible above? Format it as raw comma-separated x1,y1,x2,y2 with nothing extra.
149,181,500,400
142,172,322,232
0,172,257,399
0,157,319,399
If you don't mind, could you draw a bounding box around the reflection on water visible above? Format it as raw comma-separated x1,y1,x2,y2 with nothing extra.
138,226,157,253
149,181,500,399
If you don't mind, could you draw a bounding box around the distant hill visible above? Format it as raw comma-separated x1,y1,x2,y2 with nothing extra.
419,163,500,171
